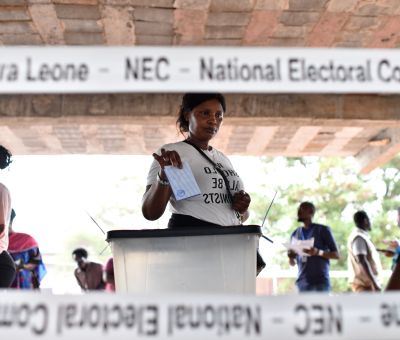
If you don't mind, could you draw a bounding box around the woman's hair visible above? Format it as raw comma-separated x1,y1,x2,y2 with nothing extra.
0,145,12,170
176,93,226,134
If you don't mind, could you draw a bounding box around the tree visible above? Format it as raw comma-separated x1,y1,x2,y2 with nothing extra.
248,156,400,292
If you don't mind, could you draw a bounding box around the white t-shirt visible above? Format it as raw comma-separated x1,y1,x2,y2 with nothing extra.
146,141,245,226
352,236,368,256
0,182,11,252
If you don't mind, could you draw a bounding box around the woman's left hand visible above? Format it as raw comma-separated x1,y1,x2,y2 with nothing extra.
232,190,251,214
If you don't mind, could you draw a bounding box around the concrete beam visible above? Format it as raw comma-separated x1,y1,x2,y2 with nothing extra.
28,3,65,44
286,126,321,153
321,127,363,155
356,128,400,174
2,94,400,123
0,93,400,174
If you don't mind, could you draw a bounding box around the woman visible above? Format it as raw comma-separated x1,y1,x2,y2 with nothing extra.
142,93,265,274
103,257,115,292
0,144,15,288
142,93,251,228
8,209,47,289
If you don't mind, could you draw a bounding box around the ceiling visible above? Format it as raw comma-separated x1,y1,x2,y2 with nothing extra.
1,0,400,173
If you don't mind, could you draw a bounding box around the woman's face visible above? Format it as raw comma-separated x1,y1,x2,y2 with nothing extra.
185,99,224,141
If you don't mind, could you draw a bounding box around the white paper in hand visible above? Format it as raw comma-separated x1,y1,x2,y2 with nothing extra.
283,237,314,257
164,162,201,201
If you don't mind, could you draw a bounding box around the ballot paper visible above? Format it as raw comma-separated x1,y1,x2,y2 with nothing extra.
164,162,201,201
283,237,314,257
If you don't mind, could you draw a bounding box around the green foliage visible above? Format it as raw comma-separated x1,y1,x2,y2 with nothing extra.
276,278,297,294
331,277,352,293
250,155,400,292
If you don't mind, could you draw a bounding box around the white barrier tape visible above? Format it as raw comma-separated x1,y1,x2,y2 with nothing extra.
1,47,400,94
0,291,399,339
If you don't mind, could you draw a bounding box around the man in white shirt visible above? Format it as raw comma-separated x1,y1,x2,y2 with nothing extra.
0,144,15,287
347,210,382,292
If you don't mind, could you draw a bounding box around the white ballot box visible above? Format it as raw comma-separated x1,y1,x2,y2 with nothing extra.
107,226,261,294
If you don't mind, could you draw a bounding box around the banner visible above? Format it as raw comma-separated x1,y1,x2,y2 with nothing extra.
0,291,399,339
1,47,400,93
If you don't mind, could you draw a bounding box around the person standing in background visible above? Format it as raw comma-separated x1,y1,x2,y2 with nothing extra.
103,257,115,292
0,145,15,288
382,207,400,290
72,247,105,291
288,201,340,292
8,209,47,289
347,210,382,292
381,207,400,269
386,244,400,290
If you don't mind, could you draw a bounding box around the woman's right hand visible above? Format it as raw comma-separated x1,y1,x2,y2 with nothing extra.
142,148,181,221
152,148,183,169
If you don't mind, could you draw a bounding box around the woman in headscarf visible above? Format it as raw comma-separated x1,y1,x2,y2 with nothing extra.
8,209,47,289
